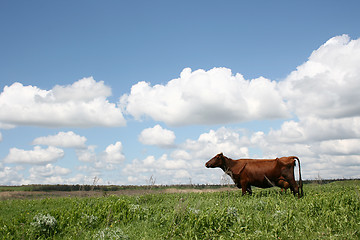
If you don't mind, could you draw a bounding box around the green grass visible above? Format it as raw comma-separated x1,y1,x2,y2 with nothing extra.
1,181,359,239
0,185,34,192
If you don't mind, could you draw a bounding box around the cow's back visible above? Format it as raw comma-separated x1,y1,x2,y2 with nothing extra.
278,156,297,166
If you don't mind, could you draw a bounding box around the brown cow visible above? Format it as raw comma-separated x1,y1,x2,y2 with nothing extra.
205,153,303,198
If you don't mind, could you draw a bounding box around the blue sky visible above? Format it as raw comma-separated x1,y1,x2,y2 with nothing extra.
1,1,360,185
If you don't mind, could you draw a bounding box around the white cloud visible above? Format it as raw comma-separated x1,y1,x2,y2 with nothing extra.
268,117,360,144
66,174,95,185
32,131,87,148
138,125,176,147
0,165,24,185
0,77,126,127
280,34,360,119
120,67,289,126
0,122,15,129
170,149,192,160
29,164,71,178
49,77,112,102
123,154,192,185
75,141,125,175
183,127,249,159
318,139,360,156
76,165,102,179
76,145,97,162
3,146,64,165
102,141,125,164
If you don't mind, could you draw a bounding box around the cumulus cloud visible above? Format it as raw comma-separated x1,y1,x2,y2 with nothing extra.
123,154,191,184
0,77,126,127
280,34,360,119
267,117,360,144
0,165,24,185
29,164,71,178
76,145,97,162
102,141,125,164
137,154,189,171
49,77,112,102
3,146,64,165
138,125,176,148
183,127,249,159
0,122,15,129
76,142,125,166
318,139,360,156
120,67,289,126
32,131,87,148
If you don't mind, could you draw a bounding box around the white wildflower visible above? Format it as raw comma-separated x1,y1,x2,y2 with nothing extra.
31,213,57,232
92,227,129,239
227,207,238,217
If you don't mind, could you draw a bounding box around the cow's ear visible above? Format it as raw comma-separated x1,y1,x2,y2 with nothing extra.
220,152,223,156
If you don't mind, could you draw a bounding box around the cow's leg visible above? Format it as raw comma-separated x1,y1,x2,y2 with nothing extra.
241,185,247,195
282,164,300,197
240,180,248,196
247,185,252,195
285,177,299,197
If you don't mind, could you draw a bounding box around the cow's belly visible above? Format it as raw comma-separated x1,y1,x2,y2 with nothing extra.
251,180,273,188
245,173,279,188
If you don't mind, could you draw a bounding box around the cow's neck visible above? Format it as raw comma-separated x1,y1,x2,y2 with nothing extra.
220,156,238,183
221,156,236,174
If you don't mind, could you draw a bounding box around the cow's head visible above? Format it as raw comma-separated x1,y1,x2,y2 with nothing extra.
205,153,225,168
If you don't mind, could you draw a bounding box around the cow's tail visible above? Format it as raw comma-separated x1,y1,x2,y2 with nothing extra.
294,157,303,198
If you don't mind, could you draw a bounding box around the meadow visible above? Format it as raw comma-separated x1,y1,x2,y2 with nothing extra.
0,181,359,239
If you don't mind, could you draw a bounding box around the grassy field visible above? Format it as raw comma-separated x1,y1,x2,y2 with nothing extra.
0,181,359,239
